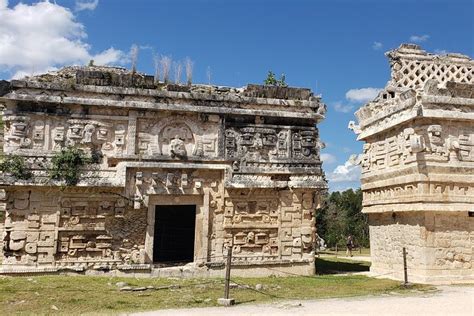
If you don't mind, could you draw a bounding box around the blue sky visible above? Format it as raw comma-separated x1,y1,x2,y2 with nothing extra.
1,0,473,191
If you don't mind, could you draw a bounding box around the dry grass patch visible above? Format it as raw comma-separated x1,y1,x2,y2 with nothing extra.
0,268,433,315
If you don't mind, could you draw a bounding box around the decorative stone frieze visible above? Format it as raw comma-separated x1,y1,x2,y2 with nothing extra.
0,66,327,276
351,44,474,284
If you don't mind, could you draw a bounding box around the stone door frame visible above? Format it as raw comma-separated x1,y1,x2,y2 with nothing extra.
145,193,210,265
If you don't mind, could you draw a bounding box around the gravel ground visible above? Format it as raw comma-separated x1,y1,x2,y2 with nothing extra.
129,285,474,316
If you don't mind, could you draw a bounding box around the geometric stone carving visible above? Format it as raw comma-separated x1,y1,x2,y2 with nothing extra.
0,65,327,276
353,44,474,284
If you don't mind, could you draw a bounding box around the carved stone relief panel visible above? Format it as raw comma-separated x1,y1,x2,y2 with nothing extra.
225,124,323,174
137,115,219,159
132,169,223,206
65,119,124,154
217,189,316,261
224,229,279,258
3,116,32,150
364,182,474,206
225,125,320,162
1,190,147,267
2,190,60,265
361,123,474,174
223,191,279,228
56,194,146,266
2,113,129,158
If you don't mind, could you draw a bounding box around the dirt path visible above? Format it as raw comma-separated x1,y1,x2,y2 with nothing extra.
130,285,474,316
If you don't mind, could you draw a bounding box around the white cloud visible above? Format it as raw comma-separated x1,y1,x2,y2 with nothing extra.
333,101,354,113
0,1,125,79
409,34,430,43
332,87,382,113
346,87,381,103
93,48,126,65
321,153,337,164
372,41,383,50
75,0,99,12
327,158,361,183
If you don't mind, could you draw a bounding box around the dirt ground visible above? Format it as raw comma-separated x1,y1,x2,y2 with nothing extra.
129,285,474,316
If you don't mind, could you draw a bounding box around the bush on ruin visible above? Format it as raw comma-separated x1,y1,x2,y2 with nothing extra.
0,155,32,180
49,147,97,185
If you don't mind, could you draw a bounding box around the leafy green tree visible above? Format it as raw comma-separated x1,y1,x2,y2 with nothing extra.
316,188,369,248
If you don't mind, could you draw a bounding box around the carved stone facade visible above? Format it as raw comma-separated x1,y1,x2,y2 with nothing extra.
351,44,474,283
0,67,327,276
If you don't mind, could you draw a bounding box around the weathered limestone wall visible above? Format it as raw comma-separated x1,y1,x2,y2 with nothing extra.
221,189,316,266
1,188,147,270
369,212,474,283
351,44,474,284
0,66,327,276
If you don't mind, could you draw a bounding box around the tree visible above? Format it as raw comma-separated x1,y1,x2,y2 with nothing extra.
316,188,369,248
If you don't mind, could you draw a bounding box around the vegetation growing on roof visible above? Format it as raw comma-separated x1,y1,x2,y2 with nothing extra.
264,70,288,87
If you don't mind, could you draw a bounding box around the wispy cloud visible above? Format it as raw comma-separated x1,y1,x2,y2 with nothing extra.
75,0,99,12
409,34,430,43
321,153,337,164
372,41,383,50
346,87,381,103
333,101,354,113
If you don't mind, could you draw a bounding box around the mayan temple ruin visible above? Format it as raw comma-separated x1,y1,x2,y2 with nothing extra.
351,44,474,283
0,67,327,276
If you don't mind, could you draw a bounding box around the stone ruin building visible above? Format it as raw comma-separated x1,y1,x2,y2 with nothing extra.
351,44,474,283
0,67,327,276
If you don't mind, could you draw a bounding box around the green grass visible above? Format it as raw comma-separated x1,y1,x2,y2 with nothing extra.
0,258,433,315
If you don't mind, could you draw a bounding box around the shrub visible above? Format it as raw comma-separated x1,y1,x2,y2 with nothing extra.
0,155,32,180
264,70,288,87
49,147,96,186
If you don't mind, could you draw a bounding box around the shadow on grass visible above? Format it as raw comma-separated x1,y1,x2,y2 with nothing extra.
316,257,370,275
235,299,256,305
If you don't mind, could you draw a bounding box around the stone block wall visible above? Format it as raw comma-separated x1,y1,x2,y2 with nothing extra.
369,211,474,283
1,188,147,270
352,44,474,283
0,66,327,276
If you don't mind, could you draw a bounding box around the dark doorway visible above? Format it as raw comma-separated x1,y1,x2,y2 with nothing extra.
153,204,196,263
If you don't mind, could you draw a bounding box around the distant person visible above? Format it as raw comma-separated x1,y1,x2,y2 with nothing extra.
346,235,354,257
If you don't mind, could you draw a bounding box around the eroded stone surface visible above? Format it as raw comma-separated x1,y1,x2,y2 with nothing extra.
351,44,474,284
0,66,327,276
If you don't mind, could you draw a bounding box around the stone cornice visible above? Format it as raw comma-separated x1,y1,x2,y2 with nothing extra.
363,203,474,213
1,92,324,121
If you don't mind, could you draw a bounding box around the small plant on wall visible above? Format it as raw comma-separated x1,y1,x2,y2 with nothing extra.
49,147,98,186
264,70,288,87
0,155,32,180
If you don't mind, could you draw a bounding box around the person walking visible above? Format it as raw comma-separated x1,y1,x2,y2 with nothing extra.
346,235,354,257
